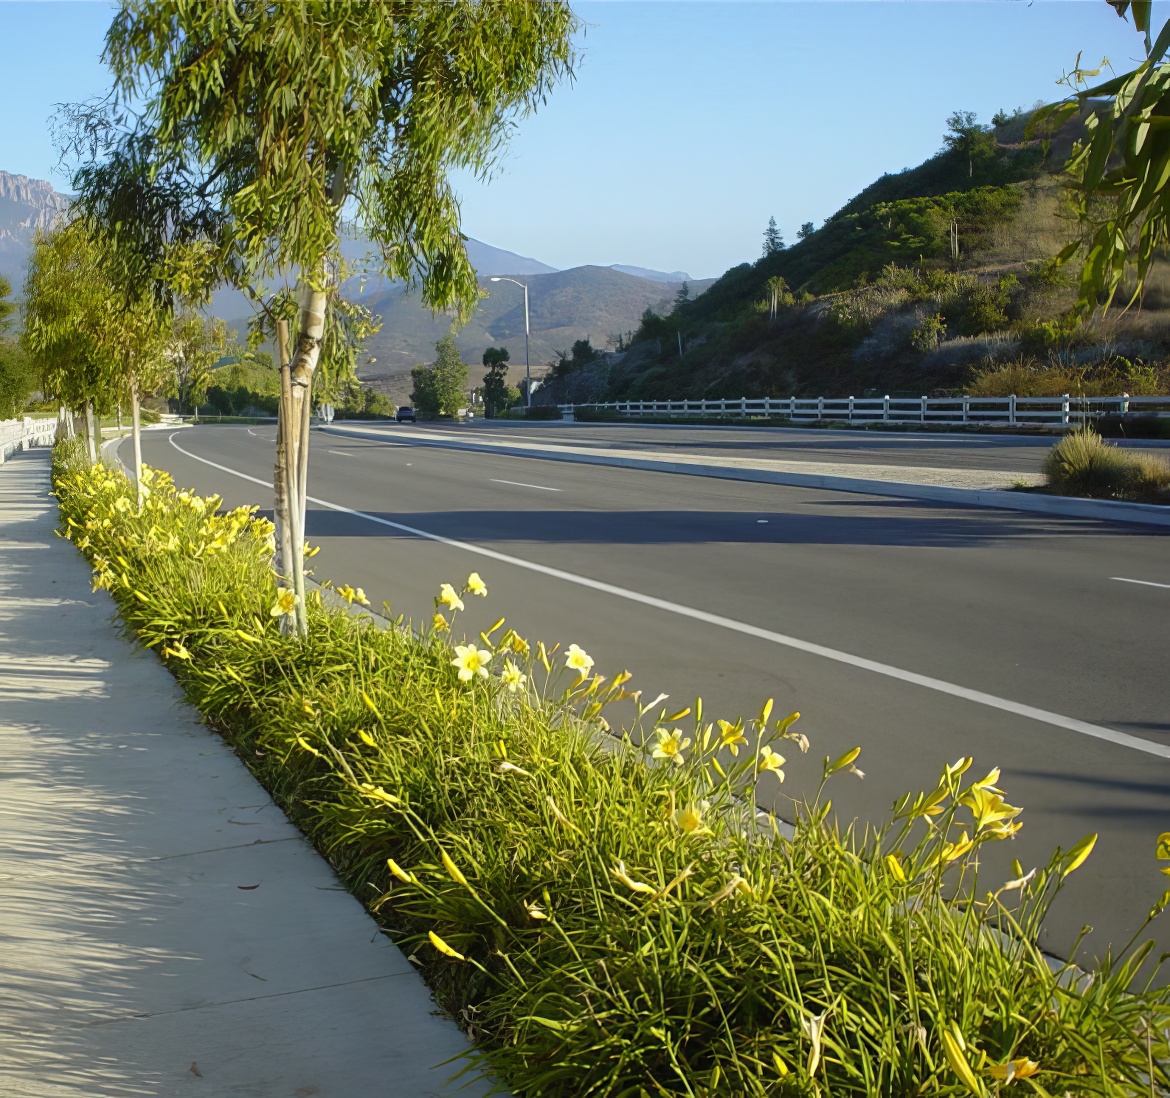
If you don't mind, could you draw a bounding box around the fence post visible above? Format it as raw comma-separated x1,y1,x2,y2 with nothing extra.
817,396,825,421
1121,391,1130,415
962,394,969,424
920,395,927,423
1009,394,1017,425
789,396,795,418
1061,393,1070,426
740,397,747,417
848,395,854,423
883,395,890,423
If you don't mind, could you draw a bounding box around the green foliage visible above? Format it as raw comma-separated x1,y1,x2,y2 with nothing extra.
547,338,600,382
761,215,784,257
167,311,233,414
1037,13,1170,313
0,274,16,336
54,445,1170,1097
77,3,578,323
334,384,394,420
942,110,998,178
967,356,1168,398
0,340,37,418
21,218,170,411
481,346,515,417
910,313,946,352
1043,427,1170,500
202,352,281,417
411,335,468,419
797,221,815,241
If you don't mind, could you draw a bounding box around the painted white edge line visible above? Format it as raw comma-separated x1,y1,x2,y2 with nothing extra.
166,432,1170,761
490,478,562,492
1111,576,1170,589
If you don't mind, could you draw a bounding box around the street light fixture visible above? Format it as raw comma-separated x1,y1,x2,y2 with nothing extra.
489,276,530,408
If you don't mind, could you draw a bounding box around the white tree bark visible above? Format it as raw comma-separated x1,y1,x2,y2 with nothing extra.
130,381,143,510
84,401,97,465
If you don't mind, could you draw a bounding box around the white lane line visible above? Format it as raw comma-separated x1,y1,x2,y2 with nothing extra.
327,450,357,457
490,478,562,492
1112,576,1170,589
166,433,1170,761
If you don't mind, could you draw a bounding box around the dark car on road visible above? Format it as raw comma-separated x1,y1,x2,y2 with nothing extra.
395,406,415,423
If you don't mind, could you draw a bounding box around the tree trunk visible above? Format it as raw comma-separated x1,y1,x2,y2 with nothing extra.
116,403,123,433
130,381,143,510
84,401,97,464
274,319,299,636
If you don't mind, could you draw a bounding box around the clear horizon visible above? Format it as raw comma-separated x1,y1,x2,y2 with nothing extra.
0,1,1163,279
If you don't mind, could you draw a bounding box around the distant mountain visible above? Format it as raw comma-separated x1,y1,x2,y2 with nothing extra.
360,265,715,403
0,171,68,285
610,264,691,283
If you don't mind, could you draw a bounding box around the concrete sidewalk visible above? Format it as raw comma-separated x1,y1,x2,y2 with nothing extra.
0,448,491,1097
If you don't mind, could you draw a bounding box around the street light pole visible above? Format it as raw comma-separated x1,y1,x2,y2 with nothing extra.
490,276,531,407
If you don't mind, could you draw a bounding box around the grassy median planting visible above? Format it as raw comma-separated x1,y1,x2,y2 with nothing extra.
52,438,1170,1096
1043,428,1170,503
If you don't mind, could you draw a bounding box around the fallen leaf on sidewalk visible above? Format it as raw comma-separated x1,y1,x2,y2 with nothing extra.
189,1062,202,1077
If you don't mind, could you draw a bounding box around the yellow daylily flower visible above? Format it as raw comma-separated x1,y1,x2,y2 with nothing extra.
432,612,450,633
564,643,594,677
500,659,527,693
270,587,299,617
438,583,464,612
162,643,191,661
387,858,413,883
987,1057,1040,1084
1062,833,1097,877
757,746,786,780
428,930,465,961
674,804,708,835
1156,832,1170,861
451,644,492,682
717,719,748,756
652,727,691,767
524,900,548,921
942,1024,984,1096
466,571,488,597
800,1012,828,1078
960,785,1021,834
336,584,371,607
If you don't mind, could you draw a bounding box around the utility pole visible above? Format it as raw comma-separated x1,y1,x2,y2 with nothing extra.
490,276,531,407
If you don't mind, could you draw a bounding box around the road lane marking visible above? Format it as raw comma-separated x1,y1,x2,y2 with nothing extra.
490,478,562,492
166,432,1170,761
1112,576,1170,589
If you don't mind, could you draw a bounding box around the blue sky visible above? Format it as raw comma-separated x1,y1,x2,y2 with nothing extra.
0,2,1161,278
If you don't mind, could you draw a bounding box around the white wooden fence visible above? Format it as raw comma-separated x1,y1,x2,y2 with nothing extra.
558,394,1170,427
0,417,59,462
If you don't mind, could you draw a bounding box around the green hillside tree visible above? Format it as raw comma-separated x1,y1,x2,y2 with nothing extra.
0,276,35,420
762,216,785,256
412,335,469,419
673,281,691,311
168,312,232,417
74,1,578,634
482,346,515,417
943,110,997,179
797,221,816,241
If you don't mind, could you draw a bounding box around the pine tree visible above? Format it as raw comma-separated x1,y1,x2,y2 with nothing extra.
797,221,815,241
762,216,785,257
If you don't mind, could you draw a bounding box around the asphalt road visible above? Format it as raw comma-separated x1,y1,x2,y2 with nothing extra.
128,424,1170,964
407,419,1170,473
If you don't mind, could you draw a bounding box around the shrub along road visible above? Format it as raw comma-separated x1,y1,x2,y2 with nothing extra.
130,424,1170,967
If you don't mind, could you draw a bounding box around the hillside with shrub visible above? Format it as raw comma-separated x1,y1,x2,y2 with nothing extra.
533,109,1170,408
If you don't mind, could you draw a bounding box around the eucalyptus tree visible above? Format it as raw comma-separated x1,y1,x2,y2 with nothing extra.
22,218,169,494
81,1,578,633
1039,2,1170,313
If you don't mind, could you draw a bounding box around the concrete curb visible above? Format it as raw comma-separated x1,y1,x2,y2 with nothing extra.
323,424,1170,530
